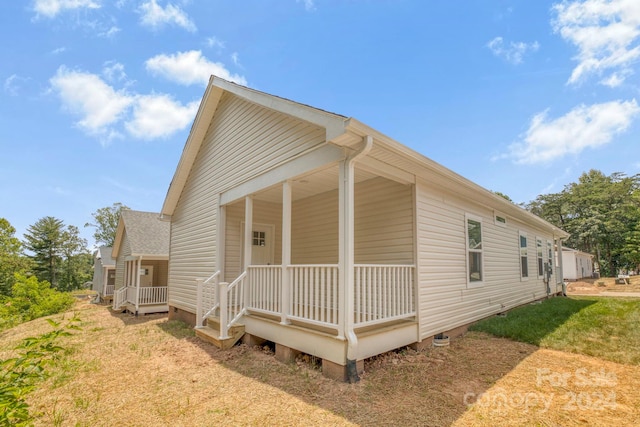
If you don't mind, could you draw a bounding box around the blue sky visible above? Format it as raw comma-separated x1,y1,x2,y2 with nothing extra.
1,0,639,247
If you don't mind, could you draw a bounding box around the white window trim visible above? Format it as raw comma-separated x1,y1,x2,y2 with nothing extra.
465,213,484,288
519,231,529,281
494,210,507,227
536,237,544,279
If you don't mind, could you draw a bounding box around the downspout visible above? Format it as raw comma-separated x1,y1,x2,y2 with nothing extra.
343,135,373,383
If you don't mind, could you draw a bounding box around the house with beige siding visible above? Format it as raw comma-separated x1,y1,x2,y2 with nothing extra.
111,210,170,315
92,246,115,303
160,76,569,381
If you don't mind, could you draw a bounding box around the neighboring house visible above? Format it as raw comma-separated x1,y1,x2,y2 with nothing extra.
561,247,594,281
111,210,170,315
92,246,115,302
160,76,570,382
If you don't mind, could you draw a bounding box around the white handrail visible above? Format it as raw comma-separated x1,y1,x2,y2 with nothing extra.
112,287,127,310
196,271,220,328
219,271,247,339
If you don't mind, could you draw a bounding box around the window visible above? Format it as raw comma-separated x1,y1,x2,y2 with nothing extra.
253,231,266,247
520,232,528,279
494,211,507,227
466,215,483,285
537,238,544,277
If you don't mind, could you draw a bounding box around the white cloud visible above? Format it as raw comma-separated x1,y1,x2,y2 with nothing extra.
552,0,640,86
231,52,240,66
49,66,133,136
102,61,127,82
33,0,100,18
205,36,225,50
125,94,199,140
49,66,199,143
487,36,540,64
51,47,67,55
297,0,315,11
4,74,29,96
505,99,640,164
99,26,121,38
145,50,247,86
138,0,196,32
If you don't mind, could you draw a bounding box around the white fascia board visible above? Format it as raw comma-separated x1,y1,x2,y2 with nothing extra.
161,83,223,216
211,77,348,142
220,143,345,205
345,118,570,239
127,254,169,261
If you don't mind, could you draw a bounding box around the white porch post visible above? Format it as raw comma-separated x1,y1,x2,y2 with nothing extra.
244,196,253,270
244,196,253,309
281,180,292,325
217,203,226,280
340,136,372,383
135,256,142,314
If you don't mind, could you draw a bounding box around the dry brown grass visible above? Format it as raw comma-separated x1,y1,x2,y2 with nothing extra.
1,299,638,426
566,275,640,294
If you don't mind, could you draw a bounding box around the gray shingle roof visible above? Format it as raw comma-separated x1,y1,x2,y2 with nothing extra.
120,210,170,256
97,246,115,267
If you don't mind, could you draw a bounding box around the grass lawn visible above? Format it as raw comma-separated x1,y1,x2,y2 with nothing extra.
2,297,639,426
469,296,640,365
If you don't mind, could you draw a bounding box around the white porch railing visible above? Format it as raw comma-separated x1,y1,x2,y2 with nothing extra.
247,266,282,314
289,265,340,327
104,284,115,297
354,265,415,327
112,285,168,310
219,272,247,339
138,286,168,305
206,264,415,340
195,271,220,328
113,287,127,310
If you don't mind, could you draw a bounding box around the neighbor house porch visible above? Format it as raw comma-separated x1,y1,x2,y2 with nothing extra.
194,138,420,380
113,257,169,315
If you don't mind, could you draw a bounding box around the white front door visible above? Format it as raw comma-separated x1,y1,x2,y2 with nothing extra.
139,265,154,287
242,223,275,266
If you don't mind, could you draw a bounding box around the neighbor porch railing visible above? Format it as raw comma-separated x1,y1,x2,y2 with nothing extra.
104,284,115,297
112,285,169,310
196,264,415,339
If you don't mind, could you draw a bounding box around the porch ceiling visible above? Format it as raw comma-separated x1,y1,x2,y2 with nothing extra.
251,164,378,204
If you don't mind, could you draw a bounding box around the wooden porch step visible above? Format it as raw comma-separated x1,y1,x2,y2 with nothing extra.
194,317,245,350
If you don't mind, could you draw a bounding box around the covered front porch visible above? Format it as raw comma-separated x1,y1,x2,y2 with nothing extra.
113,256,169,315
195,138,419,380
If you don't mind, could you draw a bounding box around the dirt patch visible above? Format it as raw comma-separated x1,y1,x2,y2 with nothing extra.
2,301,639,426
566,276,640,295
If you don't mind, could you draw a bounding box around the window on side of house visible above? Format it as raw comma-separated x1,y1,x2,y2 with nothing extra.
494,211,507,227
520,232,528,279
537,238,544,277
547,240,553,275
466,214,483,286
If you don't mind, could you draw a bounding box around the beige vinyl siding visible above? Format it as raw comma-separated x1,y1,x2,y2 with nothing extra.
169,92,326,312
224,199,283,282
355,177,414,264
416,177,556,340
292,189,339,264
114,233,131,290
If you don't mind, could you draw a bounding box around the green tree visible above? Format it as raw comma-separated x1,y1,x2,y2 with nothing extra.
85,202,129,247
23,217,91,290
23,217,65,287
0,218,31,296
526,170,640,276
59,225,92,291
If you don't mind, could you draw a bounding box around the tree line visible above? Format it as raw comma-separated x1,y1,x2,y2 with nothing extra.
525,169,640,277
0,203,127,329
